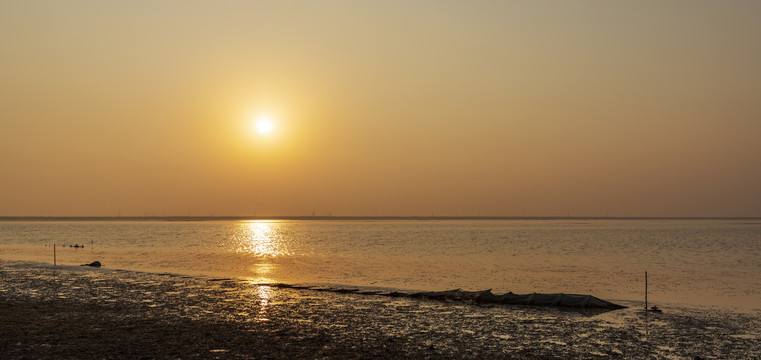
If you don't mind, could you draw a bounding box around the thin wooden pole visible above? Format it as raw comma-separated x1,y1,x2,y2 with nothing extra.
645,271,648,310
53,244,56,266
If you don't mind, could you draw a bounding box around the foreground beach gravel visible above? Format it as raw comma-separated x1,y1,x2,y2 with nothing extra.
1,261,759,359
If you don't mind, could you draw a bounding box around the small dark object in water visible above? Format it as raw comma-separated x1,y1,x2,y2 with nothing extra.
81,261,102,267
647,305,662,313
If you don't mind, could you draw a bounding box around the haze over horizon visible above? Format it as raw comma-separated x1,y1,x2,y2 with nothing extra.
2,1,761,218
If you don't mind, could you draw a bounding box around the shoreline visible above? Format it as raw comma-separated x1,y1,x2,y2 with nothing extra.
5,245,761,314
2,260,760,358
3,261,630,311
4,248,761,314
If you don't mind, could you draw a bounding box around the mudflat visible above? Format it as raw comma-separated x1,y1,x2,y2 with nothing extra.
1,261,759,359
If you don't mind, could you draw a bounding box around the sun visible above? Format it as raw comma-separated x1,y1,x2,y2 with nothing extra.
253,117,274,135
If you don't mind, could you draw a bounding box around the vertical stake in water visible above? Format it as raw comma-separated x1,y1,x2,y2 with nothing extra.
53,243,56,266
645,270,648,310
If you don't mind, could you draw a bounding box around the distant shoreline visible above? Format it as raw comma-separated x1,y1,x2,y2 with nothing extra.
1,215,760,222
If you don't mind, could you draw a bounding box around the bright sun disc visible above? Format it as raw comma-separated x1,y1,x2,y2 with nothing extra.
255,117,274,134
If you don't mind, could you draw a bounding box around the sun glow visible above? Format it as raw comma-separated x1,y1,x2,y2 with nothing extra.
254,117,274,134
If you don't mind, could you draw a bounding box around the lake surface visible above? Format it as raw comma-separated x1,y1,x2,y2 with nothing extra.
1,219,760,311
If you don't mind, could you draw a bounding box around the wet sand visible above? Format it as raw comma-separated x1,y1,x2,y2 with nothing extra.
1,261,760,359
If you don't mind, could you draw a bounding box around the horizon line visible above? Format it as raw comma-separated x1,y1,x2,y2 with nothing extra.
1,215,760,222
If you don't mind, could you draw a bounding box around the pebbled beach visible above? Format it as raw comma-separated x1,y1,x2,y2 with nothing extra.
1,260,760,359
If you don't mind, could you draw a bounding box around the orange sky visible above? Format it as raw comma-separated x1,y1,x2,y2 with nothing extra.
2,1,761,217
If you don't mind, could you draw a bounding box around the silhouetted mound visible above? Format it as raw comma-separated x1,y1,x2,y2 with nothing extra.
289,285,626,310
408,289,626,309
81,261,102,267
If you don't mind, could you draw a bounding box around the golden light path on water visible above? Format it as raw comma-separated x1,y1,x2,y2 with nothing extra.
233,221,290,321
234,221,292,258
254,285,273,322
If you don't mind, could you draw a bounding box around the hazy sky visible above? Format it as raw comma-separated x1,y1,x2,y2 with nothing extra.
2,1,761,217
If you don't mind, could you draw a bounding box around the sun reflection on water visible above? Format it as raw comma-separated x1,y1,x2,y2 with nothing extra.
254,285,272,322
233,221,291,285
233,221,291,257
250,263,276,284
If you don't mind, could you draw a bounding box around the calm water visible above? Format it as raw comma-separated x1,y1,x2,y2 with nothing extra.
1,219,760,311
